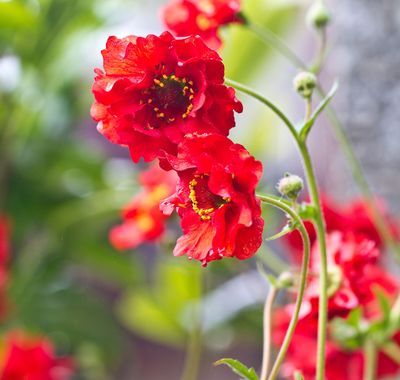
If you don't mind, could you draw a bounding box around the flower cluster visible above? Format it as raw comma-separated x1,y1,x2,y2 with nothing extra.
162,0,242,49
285,196,399,259
91,31,242,163
161,134,263,265
0,331,74,380
274,227,400,379
92,30,263,265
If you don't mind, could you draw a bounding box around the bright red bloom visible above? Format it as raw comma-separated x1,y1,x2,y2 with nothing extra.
110,164,178,250
301,232,393,319
273,309,400,379
162,0,242,50
274,231,400,379
285,196,398,257
91,32,242,162
161,133,263,266
0,332,74,380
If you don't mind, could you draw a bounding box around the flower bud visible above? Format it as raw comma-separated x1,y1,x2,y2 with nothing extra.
293,72,317,99
277,271,294,289
327,265,343,297
306,2,331,29
277,173,304,200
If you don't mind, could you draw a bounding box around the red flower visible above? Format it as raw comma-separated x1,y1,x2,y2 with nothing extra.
273,309,400,380
162,0,242,50
110,164,178,250
91,32,242,162
285,196,398,257
0,216,10,319
273,310,365,380
301,232,384,319
161,133,263,266
0,331,74,380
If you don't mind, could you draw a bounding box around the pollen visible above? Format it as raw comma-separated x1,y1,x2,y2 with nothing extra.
147,74,196,123
188,174,230,221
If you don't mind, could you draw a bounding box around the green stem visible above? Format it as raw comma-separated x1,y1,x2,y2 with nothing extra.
311,29,327,75
180,275,203,380
305,98,312,122
224,78,299,142
297,141,328,380
257,195,310,380
260,285,278,380
229,80,328,379
363,340,377,380
243,21,400,259
381,341,400,366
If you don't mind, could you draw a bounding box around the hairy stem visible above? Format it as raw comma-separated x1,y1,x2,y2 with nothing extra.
180,275,203,380
311,29,327,75
297,141,328,380
260,286,278,380
363,340,377,380
381,341,400,366
257,195,310,380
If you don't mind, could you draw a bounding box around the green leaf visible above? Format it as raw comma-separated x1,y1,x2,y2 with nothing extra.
330,314,364,350
294,371,305,380
265,223,294,241
300,81,339,140
347,307,363,327
116,258,202,347
381,342,400,366
388,295,400,336
215,358,259,380
374,287,391,324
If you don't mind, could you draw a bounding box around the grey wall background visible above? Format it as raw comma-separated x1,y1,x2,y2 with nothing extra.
322,0,400,212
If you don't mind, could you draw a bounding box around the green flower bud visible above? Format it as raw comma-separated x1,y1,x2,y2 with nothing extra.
293,72,317,99
327,265,343,297
277,271,294,289
307,2,331,29
277,173,304,200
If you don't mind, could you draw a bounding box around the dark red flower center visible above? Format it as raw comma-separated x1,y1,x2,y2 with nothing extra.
147,74,195,123
188,174,230,221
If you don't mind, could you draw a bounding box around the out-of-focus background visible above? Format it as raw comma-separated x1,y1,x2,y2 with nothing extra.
1,0,399,378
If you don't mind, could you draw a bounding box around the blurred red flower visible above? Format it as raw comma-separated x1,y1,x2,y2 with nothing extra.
0,216,10,319
285,196,398,257
91,31,242,162
274,230,400,379
161,133,263,265
162,0,242,49
110,164,178,250
273,309,400,379
0,332,74,380
302,232,379,318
